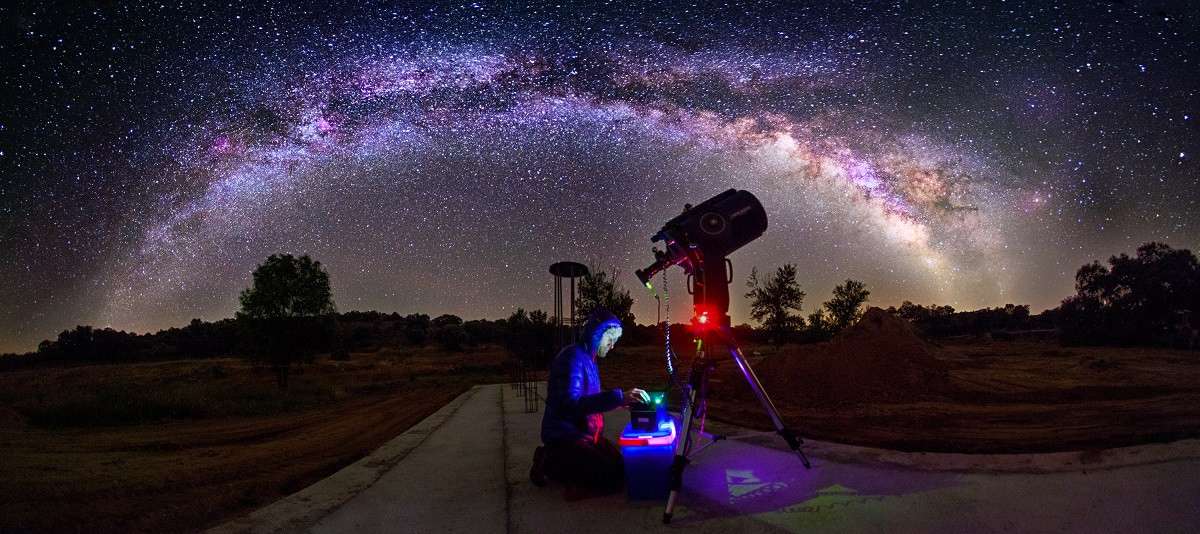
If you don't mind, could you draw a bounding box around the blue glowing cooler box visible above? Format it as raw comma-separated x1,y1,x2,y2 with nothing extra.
619,415,678,500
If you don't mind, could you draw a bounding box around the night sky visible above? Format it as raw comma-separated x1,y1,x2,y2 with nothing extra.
1,1,1196,354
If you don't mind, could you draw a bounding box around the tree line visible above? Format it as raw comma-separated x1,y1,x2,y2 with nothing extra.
885,302,1054,338
0,258,656,379
5,241,1196,376
735,241,1199,348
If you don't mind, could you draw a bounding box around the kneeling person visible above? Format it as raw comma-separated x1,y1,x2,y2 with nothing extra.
530,308,649,497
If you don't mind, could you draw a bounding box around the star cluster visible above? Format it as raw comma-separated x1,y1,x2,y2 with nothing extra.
1,1,1196,353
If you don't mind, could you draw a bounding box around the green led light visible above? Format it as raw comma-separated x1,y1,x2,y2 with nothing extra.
643,281,660,300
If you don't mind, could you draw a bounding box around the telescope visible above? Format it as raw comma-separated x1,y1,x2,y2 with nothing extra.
635,189,768,328
635,189,810,524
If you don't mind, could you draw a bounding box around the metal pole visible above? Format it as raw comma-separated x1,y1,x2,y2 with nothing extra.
554,275,563,348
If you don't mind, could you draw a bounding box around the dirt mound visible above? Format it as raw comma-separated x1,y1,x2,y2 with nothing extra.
753,307,950,406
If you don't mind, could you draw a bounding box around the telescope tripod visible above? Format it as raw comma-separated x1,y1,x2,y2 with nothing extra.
662,328,810,524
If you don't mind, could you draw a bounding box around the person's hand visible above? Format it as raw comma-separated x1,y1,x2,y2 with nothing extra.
624,388,650,405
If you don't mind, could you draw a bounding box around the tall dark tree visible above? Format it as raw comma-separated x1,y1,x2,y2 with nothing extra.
823,279,870,333
744,264,805,344
575,265,636,326
237,254,337,387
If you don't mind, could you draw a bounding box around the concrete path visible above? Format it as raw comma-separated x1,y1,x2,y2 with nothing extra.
212,383,1200,533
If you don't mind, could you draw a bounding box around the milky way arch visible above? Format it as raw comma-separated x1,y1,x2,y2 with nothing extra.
3,1,1194,351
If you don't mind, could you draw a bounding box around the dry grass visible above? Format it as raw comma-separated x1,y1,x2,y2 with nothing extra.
2,338,1198,531
703,339,1200,453
0,346,511,532
574,338,1200,454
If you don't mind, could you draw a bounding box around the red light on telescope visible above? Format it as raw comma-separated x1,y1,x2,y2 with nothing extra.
691,306,713,332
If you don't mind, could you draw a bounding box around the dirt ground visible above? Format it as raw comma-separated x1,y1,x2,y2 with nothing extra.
3,313,1199,531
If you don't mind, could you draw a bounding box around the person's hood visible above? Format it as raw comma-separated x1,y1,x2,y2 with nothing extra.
580,308,622,354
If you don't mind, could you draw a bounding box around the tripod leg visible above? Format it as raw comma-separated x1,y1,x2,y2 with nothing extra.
726,341,811,469
663,383,697,524
777,427,811,467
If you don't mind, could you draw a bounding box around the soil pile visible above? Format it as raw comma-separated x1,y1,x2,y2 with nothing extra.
752,307,950,406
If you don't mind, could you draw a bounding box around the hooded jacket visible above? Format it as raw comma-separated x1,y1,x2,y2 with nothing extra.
540,309,625,445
